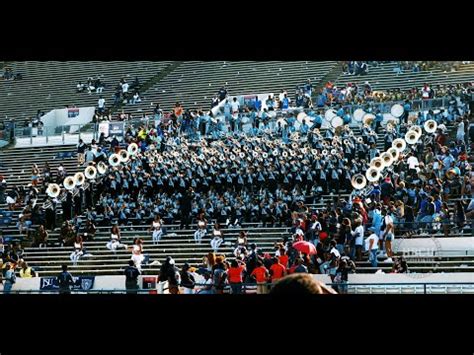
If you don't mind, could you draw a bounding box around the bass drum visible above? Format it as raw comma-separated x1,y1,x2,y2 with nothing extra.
353,108,365,122
390,104,404,118
324,109,337,122
331,116,344,128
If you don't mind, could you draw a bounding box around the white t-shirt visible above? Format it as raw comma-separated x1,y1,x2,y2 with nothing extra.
330,247,341,258
353,225,365,246
365,234,379,251
122,83,129,93
407,156,419,170
231,101,240,113
98,98,105,108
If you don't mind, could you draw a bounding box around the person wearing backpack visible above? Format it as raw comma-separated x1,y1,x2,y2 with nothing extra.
57,264,75,294
2,262,16,294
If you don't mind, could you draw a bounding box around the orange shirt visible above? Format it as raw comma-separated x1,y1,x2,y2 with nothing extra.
278,255,289,268
174,107,183,116
270,263,286,281
228,266,245,283
251,266,268,283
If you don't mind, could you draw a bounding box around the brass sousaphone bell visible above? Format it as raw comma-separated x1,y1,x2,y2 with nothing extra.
424,119,437,134
351,174,367,190
74,172,85,186
84,165,97,180
366,167,381,182
46,183,61,198
63,176,76,190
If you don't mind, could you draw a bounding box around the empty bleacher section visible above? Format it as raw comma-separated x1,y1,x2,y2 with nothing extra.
0,61,174,125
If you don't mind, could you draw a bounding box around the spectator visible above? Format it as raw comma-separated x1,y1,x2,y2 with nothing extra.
19,261,36,278
159,256,180,294
180,263,196,294
57,264,74,294
270,274,337,295
2,263,16,294
227,259,246,294
124,260,140,294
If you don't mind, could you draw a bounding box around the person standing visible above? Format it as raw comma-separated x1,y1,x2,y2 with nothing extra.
179,188,193,230
77,139,87,166
124,260,140,294
365,228,379,268
57,264,74,294
2,263,16,294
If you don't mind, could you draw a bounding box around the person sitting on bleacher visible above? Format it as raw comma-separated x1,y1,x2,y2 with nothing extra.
34,225,49,248
76,82,86,93
19,261,36,278
106,225,128,252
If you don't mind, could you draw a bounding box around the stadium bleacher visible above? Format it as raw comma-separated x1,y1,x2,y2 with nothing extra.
0,60,472,294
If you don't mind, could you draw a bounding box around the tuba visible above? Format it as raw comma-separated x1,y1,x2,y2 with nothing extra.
409,125,422,137
330,148,337,156
97,161,108,175
387,147,400,161
424,119,437,134
392,138,407,152
119,149,130,163
127,143,138,156
351,174,367,190
370,157,384,170
381,152,394,167
46,183,61,198
405,130,420,145
85,165,97,180
109,153,121,167
366,167,381,182
63,176,76,190
74,172,85,186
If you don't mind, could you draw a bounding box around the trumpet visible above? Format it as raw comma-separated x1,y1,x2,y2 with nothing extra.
63,176,76,190
74,172,85,186
97,161,108,175
424,119,437,134
127,143,138,156
381,152,394,167
366,167,381,182
392,138,407,152
351,174,367,190
119,149,130,163
262,152,269,159
109,154,121,167
330,149,337,156
370,157,384,170
46,183,61,198
84,166,97,180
